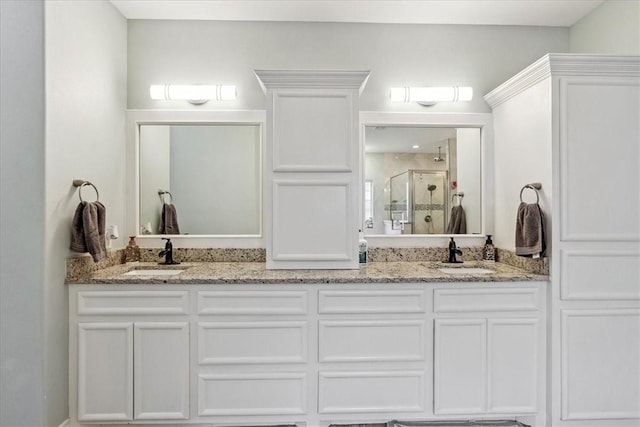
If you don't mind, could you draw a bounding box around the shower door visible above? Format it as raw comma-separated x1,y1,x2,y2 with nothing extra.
412,171,448,234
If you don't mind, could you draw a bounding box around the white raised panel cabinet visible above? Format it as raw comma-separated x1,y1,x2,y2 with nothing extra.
434,318,538,415
561,310,640,420
486,54,640,427
77,322,189,422
134,322,189,420
71,283,546,426
77,322,133,422
434,319,487,414
72,291,190,423
255,70,369,269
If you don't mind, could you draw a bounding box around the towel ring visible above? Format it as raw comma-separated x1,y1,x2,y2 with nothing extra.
158,190,173,204
520,183,542,204
72,179,99,202
451,192,464,207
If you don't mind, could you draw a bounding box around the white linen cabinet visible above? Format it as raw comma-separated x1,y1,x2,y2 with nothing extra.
485,54,640,427
254,70,370,269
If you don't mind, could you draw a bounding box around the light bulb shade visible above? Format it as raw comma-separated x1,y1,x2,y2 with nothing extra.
149,84,237,102
390,86,473,103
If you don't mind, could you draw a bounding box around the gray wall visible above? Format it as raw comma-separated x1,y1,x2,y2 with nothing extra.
44,2,127,424
1,1,46,426
1,1,127,426
128,20,569,112
570,0,640,54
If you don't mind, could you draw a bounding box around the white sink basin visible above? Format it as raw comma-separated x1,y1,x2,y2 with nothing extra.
438,267,495,274
123,269,185,276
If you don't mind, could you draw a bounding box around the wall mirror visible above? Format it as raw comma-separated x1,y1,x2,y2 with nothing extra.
127,110,265,246
361,112,493,243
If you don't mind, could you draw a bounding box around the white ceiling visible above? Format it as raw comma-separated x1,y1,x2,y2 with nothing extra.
110,0,604,27
365,126,457,153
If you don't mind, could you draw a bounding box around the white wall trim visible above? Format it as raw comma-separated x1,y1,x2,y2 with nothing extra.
58,419,70,427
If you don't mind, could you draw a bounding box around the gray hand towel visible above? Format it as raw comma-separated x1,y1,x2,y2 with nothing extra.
70,201,107,262
158,203,180,235
70,202,87,253
515,201,546,257
446,205,467,234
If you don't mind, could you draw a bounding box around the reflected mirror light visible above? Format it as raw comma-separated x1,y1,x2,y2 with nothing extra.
139,124,261,236
364,126,481,236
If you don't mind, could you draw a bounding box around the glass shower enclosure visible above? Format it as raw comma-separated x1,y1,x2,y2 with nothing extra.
388,170,448,234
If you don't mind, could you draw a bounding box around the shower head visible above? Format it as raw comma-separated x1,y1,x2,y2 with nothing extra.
427,184,437,192
433,146,445,162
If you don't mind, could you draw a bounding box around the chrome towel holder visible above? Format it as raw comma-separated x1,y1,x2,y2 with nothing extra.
520,182,542,204
72,179,99,202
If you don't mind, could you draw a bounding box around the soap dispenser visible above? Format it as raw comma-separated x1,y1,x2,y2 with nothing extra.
358,229,368,264
483,234,496,262
125,236,140,263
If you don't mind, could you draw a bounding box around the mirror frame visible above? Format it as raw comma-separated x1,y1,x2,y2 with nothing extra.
126,110,266,248
360,111,494,248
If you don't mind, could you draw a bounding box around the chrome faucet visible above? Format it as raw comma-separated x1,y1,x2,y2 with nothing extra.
447,237,463,263
158,238,180,265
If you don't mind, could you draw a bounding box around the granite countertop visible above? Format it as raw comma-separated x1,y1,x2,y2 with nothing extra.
67,260,548,285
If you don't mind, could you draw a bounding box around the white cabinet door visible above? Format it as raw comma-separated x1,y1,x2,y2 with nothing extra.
134,322,190,420
78,322,133,422
435,318,538,415
488,318,538,413
434,319,486,414
562,309,640,421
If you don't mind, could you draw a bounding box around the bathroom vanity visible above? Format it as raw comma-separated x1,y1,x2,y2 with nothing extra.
67,262,547,427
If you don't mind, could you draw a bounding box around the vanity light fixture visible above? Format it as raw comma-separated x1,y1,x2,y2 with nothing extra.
149,84,237,104
389,86,473,106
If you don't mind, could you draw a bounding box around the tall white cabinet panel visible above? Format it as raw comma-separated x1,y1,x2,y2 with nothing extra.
272,91,353,172
561,310,640,420
134,322,189,420
77,322,133,422
272,179,352,261
559,78,640,241
486,54,640,427
255,70,369,269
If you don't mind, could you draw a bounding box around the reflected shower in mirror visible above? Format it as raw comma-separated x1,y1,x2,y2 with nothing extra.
139,124,261,236
364,126,481,235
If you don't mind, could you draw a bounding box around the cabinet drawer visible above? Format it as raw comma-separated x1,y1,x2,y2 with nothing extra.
318,370,425,413
434,287,539,313
319,290,425,314
77,291,189,315
319,320,425,362
197,290,307,315
198,321,307,364
198,373,307,416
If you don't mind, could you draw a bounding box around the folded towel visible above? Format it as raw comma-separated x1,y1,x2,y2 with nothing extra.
70,201,107,262
446,205,467,234
515,202,546,257
158,203,180,234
